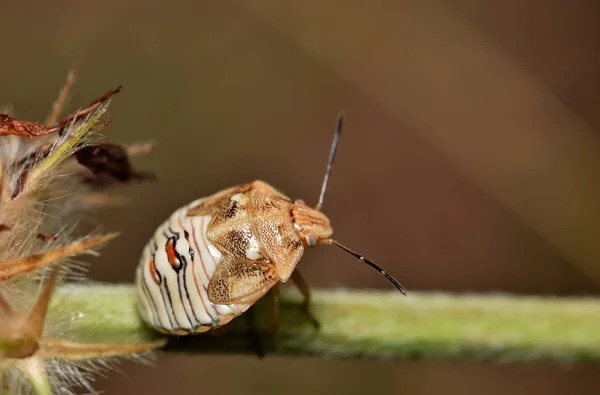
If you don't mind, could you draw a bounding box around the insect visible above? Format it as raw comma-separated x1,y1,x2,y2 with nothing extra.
135,113,406,336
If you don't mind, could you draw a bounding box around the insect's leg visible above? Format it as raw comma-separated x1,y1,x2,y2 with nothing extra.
266,285,280,334
245,306,265,359
291,270,320,329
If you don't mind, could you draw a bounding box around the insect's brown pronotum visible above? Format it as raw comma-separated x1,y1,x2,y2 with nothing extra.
135,114,406,335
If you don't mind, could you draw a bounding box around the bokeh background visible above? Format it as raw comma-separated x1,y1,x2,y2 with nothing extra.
2,0,600,394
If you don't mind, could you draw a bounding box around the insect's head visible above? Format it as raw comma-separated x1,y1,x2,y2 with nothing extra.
305,113,408,296
291,200,333,247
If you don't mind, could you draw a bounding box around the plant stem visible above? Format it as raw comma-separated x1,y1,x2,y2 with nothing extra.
50,283,600,364
21,359,51,395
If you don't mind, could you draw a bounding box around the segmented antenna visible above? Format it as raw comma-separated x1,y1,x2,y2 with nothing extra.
328,239,407,295
315,112,344,211
315,113,406,295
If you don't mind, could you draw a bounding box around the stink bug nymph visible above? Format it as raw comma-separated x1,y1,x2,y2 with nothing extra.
135,114,406,335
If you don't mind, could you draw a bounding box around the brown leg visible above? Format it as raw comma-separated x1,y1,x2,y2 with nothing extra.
245,307,265,359
291,270,320,329
266,284,280,334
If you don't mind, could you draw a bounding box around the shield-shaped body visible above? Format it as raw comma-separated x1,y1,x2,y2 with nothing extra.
135,180,311,335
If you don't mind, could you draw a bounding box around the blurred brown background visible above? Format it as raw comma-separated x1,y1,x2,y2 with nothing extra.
2,0,600,393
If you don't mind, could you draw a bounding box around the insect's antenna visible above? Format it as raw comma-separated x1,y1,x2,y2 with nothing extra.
328,239,407,295
315,112,344,211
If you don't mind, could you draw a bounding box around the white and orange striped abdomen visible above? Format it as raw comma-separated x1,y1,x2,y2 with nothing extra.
135,198,252,335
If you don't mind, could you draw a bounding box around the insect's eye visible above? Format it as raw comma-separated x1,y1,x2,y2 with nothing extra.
305,235,317,247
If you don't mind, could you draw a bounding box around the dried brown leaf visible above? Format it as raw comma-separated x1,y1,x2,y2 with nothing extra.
0,115,58,138
0,86,120,138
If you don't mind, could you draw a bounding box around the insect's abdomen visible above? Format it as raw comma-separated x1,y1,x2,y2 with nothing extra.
135,198,251,335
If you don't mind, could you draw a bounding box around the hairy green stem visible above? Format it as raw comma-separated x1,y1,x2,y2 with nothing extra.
21,359,51,395
50,283,600,364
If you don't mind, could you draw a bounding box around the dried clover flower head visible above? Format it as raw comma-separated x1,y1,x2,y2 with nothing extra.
0,69,164,395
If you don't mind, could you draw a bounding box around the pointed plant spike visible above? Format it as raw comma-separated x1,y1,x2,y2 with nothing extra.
41,338,166,360
25,266,61,340
0,233,120,281
45,66,78,126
